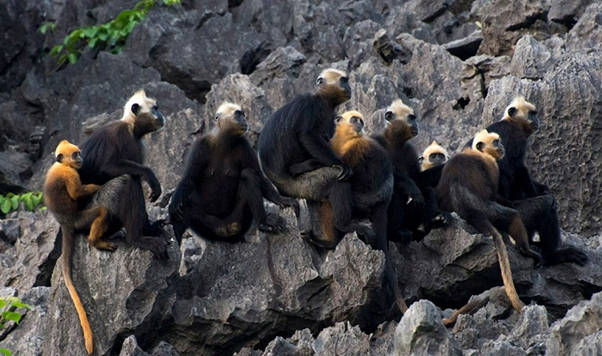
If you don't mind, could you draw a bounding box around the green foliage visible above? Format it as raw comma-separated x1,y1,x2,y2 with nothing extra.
43,0,180,68
0,192,44,214
0,296,32,356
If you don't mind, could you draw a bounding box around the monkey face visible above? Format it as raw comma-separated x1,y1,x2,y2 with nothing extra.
215,102,248,135
475,136,504,160
428,152,447,166
316,69,352,102
336,110,365,135
55,140,83,169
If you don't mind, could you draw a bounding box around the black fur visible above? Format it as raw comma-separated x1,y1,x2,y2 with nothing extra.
256,76,372,238
372,121,440,242
468,116,588,266
79,111,168,259
169,109,298,244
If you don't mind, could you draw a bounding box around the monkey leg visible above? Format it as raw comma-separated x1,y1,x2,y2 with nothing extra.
490,204,543,266
263,167,340,201
512,195,588,266
239,169,286,234
386,192,413,243
91,175,167,259
371,202,407,314
464,214,524,314
325,181,375,239
73,207,115,252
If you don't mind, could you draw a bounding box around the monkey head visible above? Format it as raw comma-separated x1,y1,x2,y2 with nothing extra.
122,89,165,127
316,68,352,105
55,140,83,169
335,110,365,137
502,96,539,135
419,140,449,171
215,102,248,136
384,99,418,140
473,130,504,160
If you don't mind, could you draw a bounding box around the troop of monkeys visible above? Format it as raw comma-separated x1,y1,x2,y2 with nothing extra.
43,69,588,354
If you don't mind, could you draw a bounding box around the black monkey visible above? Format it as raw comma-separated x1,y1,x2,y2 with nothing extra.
168,102,298,244
372,99,439,242
79,90,168,259
471,96,587,266
257,68,374,242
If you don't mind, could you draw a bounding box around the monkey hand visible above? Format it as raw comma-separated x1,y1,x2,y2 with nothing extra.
147,174,162,202
168,202,184,222
333,163,353,181
280,197,300,217
406,188,425,208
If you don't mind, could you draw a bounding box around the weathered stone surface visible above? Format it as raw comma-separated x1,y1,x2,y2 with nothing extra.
0,287,47,356
552,292,602,356
1,1,602,355
394,299,462,356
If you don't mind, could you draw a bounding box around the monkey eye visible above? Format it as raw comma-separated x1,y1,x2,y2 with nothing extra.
152,105,158,111
340,77,349,84
408,114,416,122
493,139,500,146
71,152,80,160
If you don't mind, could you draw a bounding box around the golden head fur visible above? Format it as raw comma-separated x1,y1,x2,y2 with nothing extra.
54,140,83,170
471,129,504,161
317,68,347,86
387,99,414,121
214,102,247,136
420,140,449,171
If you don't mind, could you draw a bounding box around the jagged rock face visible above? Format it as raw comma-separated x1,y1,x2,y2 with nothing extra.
1,0,602,355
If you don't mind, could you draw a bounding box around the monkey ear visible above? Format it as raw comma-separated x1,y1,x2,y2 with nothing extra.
316,77,325,86
507,107,518,118
131,103,140,115
476,142,485,152
418,156,424,163
56,153,64,163
385,111,394,121
334,115,343,125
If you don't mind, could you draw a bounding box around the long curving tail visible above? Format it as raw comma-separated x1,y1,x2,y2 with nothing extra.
61,227,94,354
490,227,524,313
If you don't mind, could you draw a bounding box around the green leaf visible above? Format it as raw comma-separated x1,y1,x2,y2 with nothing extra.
24,196,33,211
10,196,19,210
57,54,67,66
49,45,63,56
19,192,32,201
40,24,48,34
1,199,11,214
32,193,43,207
5,193,14,198
11,302,32,310
2,311,22,324
0,300,7,309
67,53,78,64
0,348,13,356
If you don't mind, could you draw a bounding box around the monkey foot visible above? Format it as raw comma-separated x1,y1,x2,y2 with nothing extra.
136,236,168,260
91,240,117,252
544,247,588,266
258,213,286,234
300,229,339,249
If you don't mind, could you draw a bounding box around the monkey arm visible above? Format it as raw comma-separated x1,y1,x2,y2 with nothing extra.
100,159,162,202
69,182,101,199
299,131,344,167
515,165,539,198
394,172,425,207
289,159,323,176
168,176,195,222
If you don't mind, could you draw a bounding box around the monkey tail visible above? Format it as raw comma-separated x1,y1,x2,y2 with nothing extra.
490,228,524,314
61,227,94,354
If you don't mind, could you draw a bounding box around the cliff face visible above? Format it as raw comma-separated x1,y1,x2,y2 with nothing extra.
0,1,601,355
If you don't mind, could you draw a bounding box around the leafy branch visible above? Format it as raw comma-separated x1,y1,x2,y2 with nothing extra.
42,0,180,68
0,296,33,356
0,192,44,214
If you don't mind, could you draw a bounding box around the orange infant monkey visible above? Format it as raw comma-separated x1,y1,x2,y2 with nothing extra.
44,140,115,354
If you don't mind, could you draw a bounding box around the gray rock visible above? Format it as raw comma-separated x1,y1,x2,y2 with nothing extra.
120,335,150,356
552,292,602,355
510,35,553,80
0,287,48,356
443,30,483,61
394,299,462,356
549,0,593,25
565,2,602,51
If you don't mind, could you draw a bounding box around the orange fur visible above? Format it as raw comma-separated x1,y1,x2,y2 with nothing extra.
44,140,114,355
331,110,370,167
